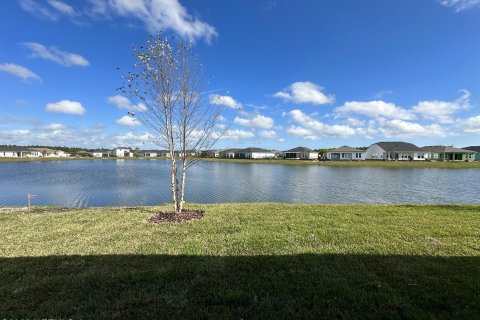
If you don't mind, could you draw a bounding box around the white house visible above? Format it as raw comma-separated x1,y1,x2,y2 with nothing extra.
90,150,110,158
31,148,70,158
112,147,133,157
236,147,275,159
283,147,318,160
0,147,41,158
137,150,158,157
364,142,426,161
423,146,477,162
327,146,364,161
219,148,239,158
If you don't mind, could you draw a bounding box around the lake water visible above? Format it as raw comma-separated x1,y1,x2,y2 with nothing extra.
0,160,479,207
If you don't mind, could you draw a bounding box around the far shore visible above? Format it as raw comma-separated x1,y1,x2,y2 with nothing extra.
1,156,480,168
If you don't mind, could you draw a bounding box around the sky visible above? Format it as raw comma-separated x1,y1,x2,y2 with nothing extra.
1,0,480,150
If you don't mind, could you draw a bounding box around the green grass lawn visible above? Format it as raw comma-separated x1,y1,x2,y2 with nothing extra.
2,156,479,168
1,203,479,319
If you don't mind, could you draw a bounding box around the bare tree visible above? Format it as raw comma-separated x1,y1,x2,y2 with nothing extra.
119,35,226,214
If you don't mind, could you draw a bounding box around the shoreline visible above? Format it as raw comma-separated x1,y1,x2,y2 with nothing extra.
1,156,479,168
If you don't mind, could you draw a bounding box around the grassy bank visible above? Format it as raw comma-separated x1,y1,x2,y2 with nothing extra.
1,203,479,318
1,156,480,168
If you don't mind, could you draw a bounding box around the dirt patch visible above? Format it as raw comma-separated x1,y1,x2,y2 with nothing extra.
148,210,204,223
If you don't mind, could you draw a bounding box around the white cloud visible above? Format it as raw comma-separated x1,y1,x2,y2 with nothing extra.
346,117,366,127
47,0,76,16
463,115,480,133
115,115,142,127
0,129,31,141
259,130,277,138
89,0,217,43
234,114,274,129
107,95,147,112
21,42,89,67
376,119,448,138
45,100,86,115
274,81,334,105
44,123,67,130
0,63,42,82
19,0,217,43
373,90,393,99
286,109,362,139
438,0,480,11
220,129,255,140
209,94,242,109
335,100,415,120
112,131,153,146
412,90,470,123
19,0,59,20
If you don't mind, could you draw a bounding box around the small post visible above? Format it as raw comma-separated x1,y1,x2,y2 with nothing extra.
27,193,31,212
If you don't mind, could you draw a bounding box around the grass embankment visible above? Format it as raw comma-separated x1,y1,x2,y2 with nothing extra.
202,158,480,168
1,203,479,318
1,156,480,168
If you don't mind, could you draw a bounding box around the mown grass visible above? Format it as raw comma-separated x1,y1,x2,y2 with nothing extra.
1,203,479,319
2,156,479,168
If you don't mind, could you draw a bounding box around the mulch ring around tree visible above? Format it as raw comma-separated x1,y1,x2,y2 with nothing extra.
148,210,204,223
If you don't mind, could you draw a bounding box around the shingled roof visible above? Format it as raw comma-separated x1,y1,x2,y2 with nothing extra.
423,146,477,153
374,142,424,152
463,146,480,153
284,146,314,153
328,146,364,153
0,146,35,152
237,147,274,153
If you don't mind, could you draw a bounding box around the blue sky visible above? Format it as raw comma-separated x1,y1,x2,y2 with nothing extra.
1,0,480,149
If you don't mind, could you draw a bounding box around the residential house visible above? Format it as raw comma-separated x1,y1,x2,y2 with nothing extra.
236,147,275,159
423,146,477,162
364,142,426,161
283,147,318,160
463,146,480,161
199,149,222,158
112,147,133,157
31,148,70,157
175,150,197,157
0,146,41,158
137,150,159,157
90,150,110,158
219,148,239,158
327,146,364,161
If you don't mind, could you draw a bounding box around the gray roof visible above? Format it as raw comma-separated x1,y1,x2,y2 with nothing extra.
463,146,480,153
0,146,35,152
220,148,240,153
423,146,477,154
374,142,424,152
284,146,314,153
30,147,57,153
237,147,274,153
328,146,364,153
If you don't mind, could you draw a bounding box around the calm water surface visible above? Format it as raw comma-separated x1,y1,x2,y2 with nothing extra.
0,160,479,207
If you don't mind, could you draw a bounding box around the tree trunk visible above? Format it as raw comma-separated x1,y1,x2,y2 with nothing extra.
170,157,178,213
179,158,187,212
